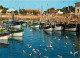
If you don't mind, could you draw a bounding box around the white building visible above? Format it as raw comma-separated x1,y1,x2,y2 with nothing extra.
0,9,3,13
7,8,15,12
75,2,80,15
58,10,63,14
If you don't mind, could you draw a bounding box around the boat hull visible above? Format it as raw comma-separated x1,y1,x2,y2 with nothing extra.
9,25,21,29
65,28,76,32
54,26,63,31
31,25,40,28
44,28,53,32
10,32,24,37
0,34,10,40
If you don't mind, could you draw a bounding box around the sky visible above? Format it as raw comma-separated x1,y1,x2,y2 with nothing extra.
0,0,80,11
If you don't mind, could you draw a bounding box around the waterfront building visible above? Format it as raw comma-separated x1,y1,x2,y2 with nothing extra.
58,10,63,14
0,9,3,13
49,10,58,14
75,2,80,15
25,9,40,14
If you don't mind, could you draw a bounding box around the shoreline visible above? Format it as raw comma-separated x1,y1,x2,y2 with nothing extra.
0,14,80,24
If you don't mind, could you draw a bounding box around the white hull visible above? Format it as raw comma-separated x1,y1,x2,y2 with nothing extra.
9,25,21,29
10,32,24,37
31,25,39,28
22,23,26,26
44,28,53,32
65,28,76,31
0,35,10,40
54,26,63,31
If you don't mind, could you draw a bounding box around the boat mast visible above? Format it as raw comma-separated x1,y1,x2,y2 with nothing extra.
11,8,14,20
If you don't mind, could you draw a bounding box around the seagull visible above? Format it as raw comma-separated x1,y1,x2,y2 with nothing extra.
34,51,37,55
29,45,32,48
50,41,53,44
23,50,26,54
26,44,29,47
57,55,62,58
66,43,68,45
44,48,47,51
58,39,60,41
32,48,35,51
30,30,32,31
36,49,39,52
44,56,49,58
47,44,52,48
70,51,73,54
40,44,42,46
29,53,32,56
73,51,78,56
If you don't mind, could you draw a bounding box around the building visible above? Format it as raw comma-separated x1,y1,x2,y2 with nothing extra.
49,10,58,14
58,10,63,14
0,9,3,13
75,2,80,15
25,9,40,14
7,8,15,12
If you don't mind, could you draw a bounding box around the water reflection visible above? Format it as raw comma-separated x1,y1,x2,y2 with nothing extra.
0,39,9,48
10,37,24,41
0,27,80,58
30,27,80,58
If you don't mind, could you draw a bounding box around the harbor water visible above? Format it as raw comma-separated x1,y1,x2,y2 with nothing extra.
0,26,80,58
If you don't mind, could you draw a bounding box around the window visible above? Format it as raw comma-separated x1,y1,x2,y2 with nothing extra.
77,9,79,13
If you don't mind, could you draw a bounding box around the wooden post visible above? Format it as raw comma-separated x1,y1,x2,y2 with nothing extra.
76,24,80,36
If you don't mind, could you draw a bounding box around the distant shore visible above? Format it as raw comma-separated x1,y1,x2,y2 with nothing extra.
0,14,80,24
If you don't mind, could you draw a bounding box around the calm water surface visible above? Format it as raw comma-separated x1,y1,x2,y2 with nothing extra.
0,26,80,58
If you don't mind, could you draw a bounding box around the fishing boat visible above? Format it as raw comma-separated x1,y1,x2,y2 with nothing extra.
65,24,77,32
43,25,54,32
7,19,22,30
0,25,10,39
30,21,40,28
65,28,76,32
9,29,24,37
54,26,63,31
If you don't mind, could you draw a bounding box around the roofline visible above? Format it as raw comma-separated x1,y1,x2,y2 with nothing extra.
75,2,80,4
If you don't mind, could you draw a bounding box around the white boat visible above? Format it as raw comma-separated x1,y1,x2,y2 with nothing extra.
10,32,24,37
65,28,76,32
0,33,10,39
44,28,53,32
9,25,21,29
10,29,24,37
54,26,63,31
0,25,10,40
31,25,40,28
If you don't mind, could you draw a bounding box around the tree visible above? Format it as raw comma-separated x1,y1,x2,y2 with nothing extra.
44,8,55,14
2,10,6,14
19,9,27,15
14,10,18,15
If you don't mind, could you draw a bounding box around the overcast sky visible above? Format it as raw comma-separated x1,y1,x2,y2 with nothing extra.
0,0,80,11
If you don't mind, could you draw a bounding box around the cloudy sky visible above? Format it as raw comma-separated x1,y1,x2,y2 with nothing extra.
0,0,79,11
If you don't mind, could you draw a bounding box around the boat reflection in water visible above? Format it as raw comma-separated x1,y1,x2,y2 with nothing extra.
10,37,23,41
0,39,9,48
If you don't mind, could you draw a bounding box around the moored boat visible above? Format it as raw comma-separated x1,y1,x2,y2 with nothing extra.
0,25,10,39
54,26,63,31
10,29,24,37
43,25,54,32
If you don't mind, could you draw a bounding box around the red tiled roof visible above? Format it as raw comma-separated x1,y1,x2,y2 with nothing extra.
49,10,58,13
75,2,80,4
25,9,40,13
